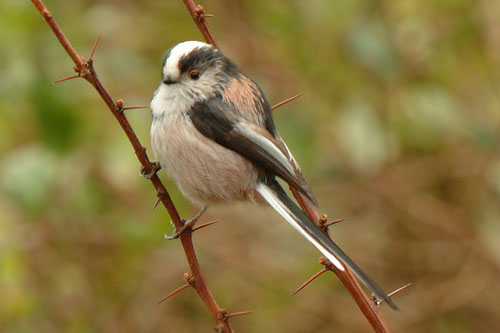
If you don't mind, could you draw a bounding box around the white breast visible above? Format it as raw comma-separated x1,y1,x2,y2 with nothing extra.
150,87,259,206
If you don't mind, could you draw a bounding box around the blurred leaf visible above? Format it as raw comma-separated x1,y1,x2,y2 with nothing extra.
1,144,58,214
392,85,471,150
31,78,80,152
336,97,397,174
346,16,399,80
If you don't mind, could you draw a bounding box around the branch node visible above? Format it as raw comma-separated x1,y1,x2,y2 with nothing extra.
319,257,337,271
317,213,328,230
218,308,229,321
165,207,208,240
194,5,214,21
318,213,344,232
184,271,195,285
153,190,168,210
115,99,124,113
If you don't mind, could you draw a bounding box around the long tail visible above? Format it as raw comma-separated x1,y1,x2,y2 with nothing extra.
256,180,398,310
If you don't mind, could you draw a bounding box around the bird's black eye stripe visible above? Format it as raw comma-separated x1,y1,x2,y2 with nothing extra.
189,69,200,80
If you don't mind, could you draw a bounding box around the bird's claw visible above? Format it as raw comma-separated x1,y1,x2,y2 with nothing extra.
140,162,161,179
164,206,208,240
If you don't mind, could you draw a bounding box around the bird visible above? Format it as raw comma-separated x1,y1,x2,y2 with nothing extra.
150,40,397,309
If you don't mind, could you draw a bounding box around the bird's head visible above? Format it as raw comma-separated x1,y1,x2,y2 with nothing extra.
159,41,237,102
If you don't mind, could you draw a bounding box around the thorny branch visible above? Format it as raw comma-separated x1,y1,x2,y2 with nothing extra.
32,0,407,331
182,0,217,48
31,0,233,332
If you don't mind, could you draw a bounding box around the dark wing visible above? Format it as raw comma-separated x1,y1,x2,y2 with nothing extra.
189,96,318,206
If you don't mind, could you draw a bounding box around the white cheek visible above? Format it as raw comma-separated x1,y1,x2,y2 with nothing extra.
151,85,192,119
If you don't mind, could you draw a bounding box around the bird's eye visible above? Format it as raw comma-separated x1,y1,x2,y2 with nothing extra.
189,69,200,80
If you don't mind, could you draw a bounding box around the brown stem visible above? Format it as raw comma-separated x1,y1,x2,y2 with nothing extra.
292,187,391,332
182,0,218,48
321,258,391,332
33,0,394,330
181,0,395,326
31,1,231,332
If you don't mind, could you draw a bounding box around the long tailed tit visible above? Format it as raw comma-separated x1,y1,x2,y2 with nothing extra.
150,41,397,309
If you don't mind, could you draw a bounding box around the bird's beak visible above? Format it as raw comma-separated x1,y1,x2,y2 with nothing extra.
163,76,177,85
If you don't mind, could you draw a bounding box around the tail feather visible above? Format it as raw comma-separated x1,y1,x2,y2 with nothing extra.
256,180,398,310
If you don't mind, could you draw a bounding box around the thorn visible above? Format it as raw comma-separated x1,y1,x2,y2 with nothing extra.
122,105,148,111
200,13,214,19
192,220,220,232
371,283,412,306
389,283,412,298
227,311,252,319
292,267,329,296
153,197,162,210
89,34,101,62
157,284,190,304
271,94,303,110
51,74,80,85
153,190,167,209
324,219,344,228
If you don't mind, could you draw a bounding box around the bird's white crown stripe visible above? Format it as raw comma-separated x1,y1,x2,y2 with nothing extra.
164,41,210,78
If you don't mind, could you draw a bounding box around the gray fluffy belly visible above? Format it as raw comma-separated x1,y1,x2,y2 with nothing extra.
151,116,259,206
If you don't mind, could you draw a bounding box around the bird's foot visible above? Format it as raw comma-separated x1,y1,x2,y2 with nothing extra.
140,162,161,179
165,206,208,240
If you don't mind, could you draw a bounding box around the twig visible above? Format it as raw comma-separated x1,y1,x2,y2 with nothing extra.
292,186,392,332
183,0,399,325
31,1,232,332
34,0,400,330
182,0,217,48
294,183,394,331
320,257,391,332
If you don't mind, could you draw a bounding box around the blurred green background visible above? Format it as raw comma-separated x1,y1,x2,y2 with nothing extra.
2,0,500,332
